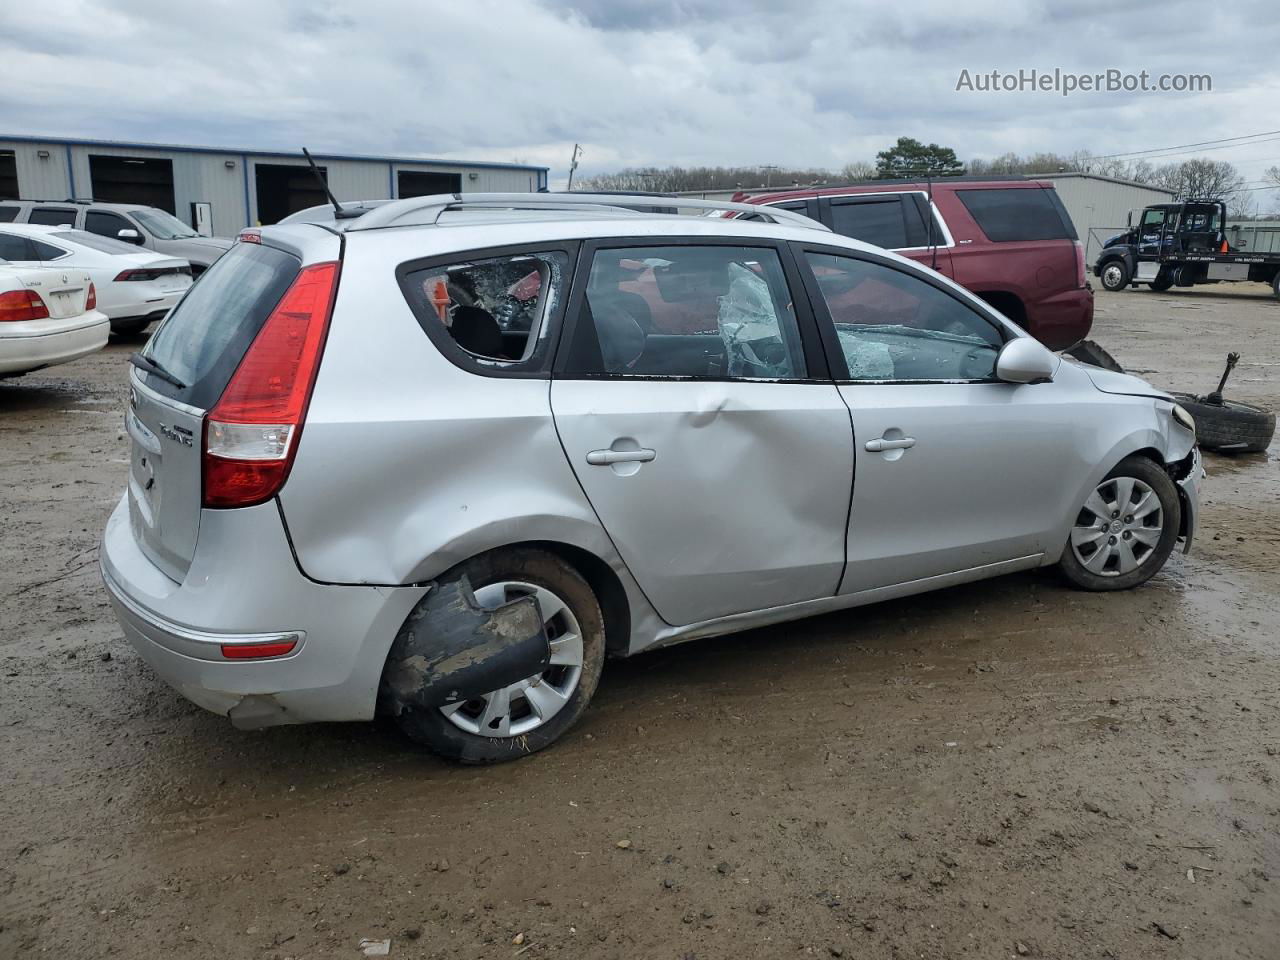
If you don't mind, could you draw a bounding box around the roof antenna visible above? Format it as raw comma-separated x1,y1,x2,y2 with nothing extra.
302,147,359,219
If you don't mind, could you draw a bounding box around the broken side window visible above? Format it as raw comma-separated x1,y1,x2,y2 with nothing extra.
404,251,569,366
804,252,1004,381
562,244,807,380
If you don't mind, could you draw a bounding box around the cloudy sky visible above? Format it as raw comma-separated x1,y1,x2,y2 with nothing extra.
1,0,1277,207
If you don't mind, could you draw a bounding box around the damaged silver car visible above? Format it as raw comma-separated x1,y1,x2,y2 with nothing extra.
100,193,1202,763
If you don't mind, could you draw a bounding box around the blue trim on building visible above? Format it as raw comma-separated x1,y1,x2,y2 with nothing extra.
65,144,76,198
0,133,548,176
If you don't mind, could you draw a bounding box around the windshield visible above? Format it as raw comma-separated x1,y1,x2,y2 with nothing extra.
132,208,198,240
52,230,142,255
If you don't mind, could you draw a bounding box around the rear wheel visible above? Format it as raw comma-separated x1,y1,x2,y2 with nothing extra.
390,548,605,763
1099,260,1129,292
1149,269,1174,292
1059,456,1180,591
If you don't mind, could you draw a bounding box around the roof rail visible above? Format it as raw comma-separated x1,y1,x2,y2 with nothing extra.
337,192,829,233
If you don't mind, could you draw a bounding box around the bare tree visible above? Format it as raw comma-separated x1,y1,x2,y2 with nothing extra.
1150,158,1244,200
839,160,876,181
575,165,848,193
1266,165,1280,188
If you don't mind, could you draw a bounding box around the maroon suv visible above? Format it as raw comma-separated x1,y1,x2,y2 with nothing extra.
736,179,1093,350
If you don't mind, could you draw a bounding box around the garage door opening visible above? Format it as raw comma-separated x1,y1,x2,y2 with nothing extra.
89,155,176,212
255,163,329,225
0,151,17,199
398,170,463,198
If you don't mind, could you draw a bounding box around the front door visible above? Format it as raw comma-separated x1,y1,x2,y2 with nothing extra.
551,240,854,626
796,246,1082,592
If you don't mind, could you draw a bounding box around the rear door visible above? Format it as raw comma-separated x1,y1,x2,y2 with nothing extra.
550,239,853,626
126,241,301,581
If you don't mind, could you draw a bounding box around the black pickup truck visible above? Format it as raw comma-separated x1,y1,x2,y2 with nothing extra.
1094,199,1280,299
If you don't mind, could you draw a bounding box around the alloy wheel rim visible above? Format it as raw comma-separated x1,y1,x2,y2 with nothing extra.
1070,476,1164,577
438,580,584,738
1103,264,1123,288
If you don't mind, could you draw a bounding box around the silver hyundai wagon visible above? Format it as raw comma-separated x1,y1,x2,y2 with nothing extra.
100,194,1201,763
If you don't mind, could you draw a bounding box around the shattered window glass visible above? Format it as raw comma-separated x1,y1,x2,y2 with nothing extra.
565,245,806,380
405,251,568,365
805,252,1003,381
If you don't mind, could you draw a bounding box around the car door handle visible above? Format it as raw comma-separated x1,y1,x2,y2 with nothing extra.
586,448,656,466
864,437,916,452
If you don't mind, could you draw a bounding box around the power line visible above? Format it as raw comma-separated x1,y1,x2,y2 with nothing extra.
1088,129,1280,162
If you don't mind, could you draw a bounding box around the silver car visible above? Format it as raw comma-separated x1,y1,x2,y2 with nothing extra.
100,194,1202,763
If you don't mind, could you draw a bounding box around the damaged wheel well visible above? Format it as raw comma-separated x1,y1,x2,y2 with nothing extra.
524,541,631,657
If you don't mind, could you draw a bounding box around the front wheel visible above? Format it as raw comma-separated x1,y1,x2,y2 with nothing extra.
388,547,605,763
1099,260,1130,292
1058,456,1181,591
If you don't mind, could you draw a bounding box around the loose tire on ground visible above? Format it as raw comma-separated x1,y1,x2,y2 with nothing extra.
1149,269,1174,292
1099,260,1129,292
387,547,606,763
1064,339,1124,373
1171,393,1275,454
1272,271,1280,300
1059,455,1181,592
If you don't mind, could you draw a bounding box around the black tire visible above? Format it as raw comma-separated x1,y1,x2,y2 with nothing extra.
1171,393,1275,454
1058,455,1181,592
110,318,151,338
1065,339,1124,373
1149,269,1174,292
1098,259,1129,292
1272,271,1279,300
389,547,605,763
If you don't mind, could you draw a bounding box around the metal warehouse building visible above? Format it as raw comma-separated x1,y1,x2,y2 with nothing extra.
0,135,548,238
1039,173,1175,260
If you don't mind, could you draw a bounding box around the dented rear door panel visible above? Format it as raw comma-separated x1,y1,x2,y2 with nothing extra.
550,379,853,626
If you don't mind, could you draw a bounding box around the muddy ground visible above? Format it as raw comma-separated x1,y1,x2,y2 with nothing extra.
2,287,1278,959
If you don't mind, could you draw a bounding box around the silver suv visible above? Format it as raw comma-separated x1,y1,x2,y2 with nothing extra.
0,199,232,273
100,194,1202,763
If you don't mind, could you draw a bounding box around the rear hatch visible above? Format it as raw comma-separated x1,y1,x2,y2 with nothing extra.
3,266,93,318
126,242,301,582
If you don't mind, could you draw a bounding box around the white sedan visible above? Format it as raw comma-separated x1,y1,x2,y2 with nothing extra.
0,224,192,336
0,263,108,376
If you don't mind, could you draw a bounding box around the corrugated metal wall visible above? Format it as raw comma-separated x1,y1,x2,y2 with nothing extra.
1045,175,1176,260
0,138,546,236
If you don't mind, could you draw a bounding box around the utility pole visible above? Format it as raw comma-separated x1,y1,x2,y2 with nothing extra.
762,164,779,188
566,143,583,191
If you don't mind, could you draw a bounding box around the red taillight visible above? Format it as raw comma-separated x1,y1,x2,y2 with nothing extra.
86,283,97,311
202,261,339,509
1073,241,1086,289
238,230,262,244
0,289,50,323
220,639,298,660
114,269,147,281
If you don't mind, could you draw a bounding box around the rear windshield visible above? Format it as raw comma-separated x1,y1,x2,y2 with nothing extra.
51,230,140,254
955,188,1076,242
141,243,298,409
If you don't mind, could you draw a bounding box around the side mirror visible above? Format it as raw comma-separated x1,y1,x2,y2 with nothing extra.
117,228,143,244
996,337,1058,384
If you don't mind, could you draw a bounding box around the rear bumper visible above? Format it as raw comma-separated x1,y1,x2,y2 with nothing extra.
0,312,109,374
101,289,185,323
99,494,427,727
1028,287,1094,351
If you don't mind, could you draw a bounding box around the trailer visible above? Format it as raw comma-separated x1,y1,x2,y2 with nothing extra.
1094,199,1280,298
